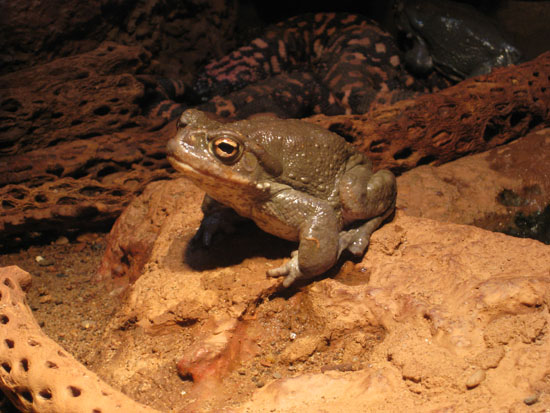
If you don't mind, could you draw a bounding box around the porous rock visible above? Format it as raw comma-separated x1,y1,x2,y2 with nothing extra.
0,42,158,156
0,123,177,251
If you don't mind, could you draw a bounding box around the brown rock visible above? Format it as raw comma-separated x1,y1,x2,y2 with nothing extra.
397,128,550,238
97,178,203,286
1,208,549,411
0,122,177,251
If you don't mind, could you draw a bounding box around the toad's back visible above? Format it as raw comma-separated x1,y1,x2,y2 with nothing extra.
231,117,366,200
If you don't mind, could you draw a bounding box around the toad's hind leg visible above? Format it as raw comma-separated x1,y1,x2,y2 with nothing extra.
338,198,395,256
339,166,396,256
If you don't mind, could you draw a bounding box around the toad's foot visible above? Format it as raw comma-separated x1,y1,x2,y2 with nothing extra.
267,251,303,288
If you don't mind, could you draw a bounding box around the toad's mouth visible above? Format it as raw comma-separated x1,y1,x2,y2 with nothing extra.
166,152,252,189
166,154,196,174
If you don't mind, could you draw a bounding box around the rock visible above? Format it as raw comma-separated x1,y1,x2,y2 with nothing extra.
0,42,180,250
0,123,177,251
1,208,550,411
465,369,486,389
280,335,324,364
91,198,550,411
97,179,200,286
0,266,160,413
397,128,550,239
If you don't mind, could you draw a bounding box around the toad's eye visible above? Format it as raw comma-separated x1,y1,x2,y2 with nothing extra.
209,136,243,164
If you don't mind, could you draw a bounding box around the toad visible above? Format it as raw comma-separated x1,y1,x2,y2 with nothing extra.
394,0,521,81
166,109,396,287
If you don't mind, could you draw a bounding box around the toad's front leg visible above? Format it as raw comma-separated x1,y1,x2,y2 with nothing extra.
264,190,340,287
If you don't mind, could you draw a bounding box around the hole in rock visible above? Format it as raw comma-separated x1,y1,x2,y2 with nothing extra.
2,200,15,209
483,122,500,141
97,165,120,177
68,386,82,397
0,314,9,324
393,146,413,160
20,358,29,372
21,389,33,403
34,194,48,203
8,188,28,199
93,106,111,116
2,98,21,112
2,362,11,372
328,124,355,143
46,165,64,177
45,361,58,369
56,197,78,205
509,111,526,127
38,388,52,400
416,154,436,166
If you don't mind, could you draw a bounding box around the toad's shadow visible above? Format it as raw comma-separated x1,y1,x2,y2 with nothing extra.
182,219,365,289
183,219,295,272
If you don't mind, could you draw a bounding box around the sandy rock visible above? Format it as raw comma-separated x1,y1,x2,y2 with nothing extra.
91,200,550,411
97,178,201,286
1,207,549,411
397,128,550,238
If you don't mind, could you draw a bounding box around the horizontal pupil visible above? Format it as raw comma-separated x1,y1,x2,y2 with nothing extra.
218,142,237,155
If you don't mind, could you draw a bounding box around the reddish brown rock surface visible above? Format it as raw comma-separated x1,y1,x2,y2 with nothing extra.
1,42,159,156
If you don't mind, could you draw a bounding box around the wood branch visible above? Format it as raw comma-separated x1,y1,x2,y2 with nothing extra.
2,52,549,249
306,52,550,174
